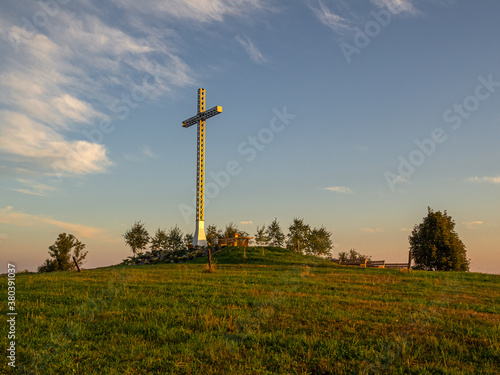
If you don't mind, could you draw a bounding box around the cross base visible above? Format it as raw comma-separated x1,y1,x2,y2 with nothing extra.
193,220,207,248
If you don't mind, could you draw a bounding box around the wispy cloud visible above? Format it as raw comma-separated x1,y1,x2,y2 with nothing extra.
123,144,159,162
235,35,267,64
110,0,265,23
10,179,58,197
323,186,354,194
0,206,119,242
240,221,253,225
462,221,484,230
308,1,352,34
362,227,383,233
370,0,418,15
468,176,500,184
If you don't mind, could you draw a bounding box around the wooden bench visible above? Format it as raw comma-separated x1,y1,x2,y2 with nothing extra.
339,258,367,267
366,260,385,268
385,263,410,270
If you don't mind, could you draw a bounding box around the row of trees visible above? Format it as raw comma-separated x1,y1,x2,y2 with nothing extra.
123,218,334,257
123,221,193,256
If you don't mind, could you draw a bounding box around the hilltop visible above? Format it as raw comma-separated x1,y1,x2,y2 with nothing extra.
6,247,500,374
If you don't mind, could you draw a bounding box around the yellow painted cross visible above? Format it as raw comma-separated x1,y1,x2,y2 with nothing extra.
182,88,222,247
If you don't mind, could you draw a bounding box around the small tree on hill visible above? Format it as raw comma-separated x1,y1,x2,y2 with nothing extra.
410,207,470,271
266,218,285,247
255,225,268,255
123,221,150,256
224,222,239,238
166,225,184,252
150,228,168,252
38,233,87,272
307,226,333,256
206,224,222,246
287,218,311,254
184,232,194,248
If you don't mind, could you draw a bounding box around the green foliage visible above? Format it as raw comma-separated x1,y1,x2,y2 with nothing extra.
165,225,184,252
150,228,168,252
286,217,310,253
307,226,333,256
254,225,268,246
223,222,239,238
338,249,371,262
266,218,285,247
38,233,87,272
206,224,222,246
410,207,470,271
123,221,150,256
184,232,194,248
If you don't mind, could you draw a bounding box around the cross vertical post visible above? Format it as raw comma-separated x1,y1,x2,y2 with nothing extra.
182,88,222,248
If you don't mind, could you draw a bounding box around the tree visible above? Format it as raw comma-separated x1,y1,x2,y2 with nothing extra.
409,207,469,271
307,226,333,256
224,222,239,238
166,225,184,252
150,228,168,252
287,218,311,253
206,224,222,246
184,232,194,248
254,225,268,247
38,233,87,272
337,249,371,262
123,221,150,256
266,218,285,247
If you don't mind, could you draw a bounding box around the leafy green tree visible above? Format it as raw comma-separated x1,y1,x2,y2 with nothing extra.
38,233,87,272
307,226,333,256
166,225,184,252
184,232,194,248
224,222,239,238
206,224,222,246
150,228,168,252
410,207,470,271
254,225,268,247
266,218,285,247
287,218,311,253
337,249,370,262
123,221,150,256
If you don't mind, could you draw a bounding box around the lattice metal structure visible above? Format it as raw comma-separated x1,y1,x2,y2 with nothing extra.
182,88,223,247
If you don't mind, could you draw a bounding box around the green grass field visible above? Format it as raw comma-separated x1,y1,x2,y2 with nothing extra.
3,247,500,374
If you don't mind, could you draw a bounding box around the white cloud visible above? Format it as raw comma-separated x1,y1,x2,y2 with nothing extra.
362,227,383,233
110,0,265,23
0,111,112,176
0,206,119,242
468,176,500,184
323,186,354,194
235,35,267,64
462,221,484,230
240,221,253,225
308,1,351,34
370,0,417,15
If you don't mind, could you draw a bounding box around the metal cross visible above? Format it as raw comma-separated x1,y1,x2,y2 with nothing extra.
182,88,222,247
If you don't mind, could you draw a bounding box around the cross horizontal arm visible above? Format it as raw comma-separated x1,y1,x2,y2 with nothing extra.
182,106,223,128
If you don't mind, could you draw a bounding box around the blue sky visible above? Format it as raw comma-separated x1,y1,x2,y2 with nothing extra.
0,0,499,273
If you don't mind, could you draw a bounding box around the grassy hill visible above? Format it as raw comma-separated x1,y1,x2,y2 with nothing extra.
4,247,499,374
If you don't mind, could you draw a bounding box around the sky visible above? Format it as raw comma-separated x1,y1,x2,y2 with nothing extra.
0,0,499,274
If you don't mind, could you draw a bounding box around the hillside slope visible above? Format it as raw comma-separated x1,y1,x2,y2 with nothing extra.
4,247,500,374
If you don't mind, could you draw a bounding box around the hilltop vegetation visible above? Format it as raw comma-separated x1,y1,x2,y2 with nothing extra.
6,247,500,374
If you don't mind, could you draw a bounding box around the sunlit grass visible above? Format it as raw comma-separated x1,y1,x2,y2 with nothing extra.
2,246,499,374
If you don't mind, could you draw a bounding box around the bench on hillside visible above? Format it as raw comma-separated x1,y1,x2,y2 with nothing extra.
385,263,410,270
366,260,385,268
339,258,367,267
